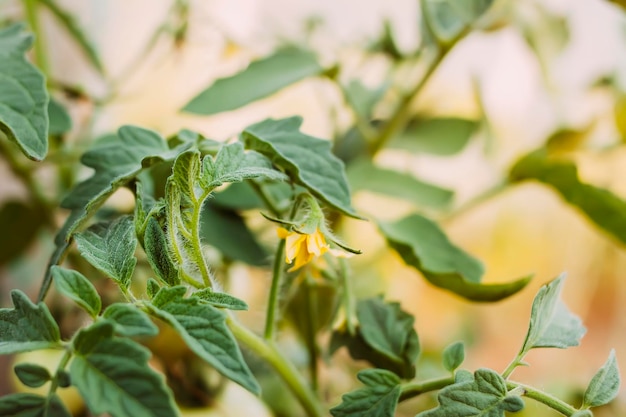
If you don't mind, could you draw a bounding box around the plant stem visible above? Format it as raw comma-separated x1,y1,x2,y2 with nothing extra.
249,180,283,218
264,239,286,340
399,375,455,402
507,381,578,416
23,0,50,77
338,257,357,335
443,181,510,223
226,316,325,417
190,197,213,287
44,346,72,408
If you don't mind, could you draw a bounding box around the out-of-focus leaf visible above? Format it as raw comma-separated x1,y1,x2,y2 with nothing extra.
387,117,478,155
442,341,465,372
330,369,401,417
347,158,453,208
47,98,72,135
13,363,51,388
378,213,531,301
510,150,626,245
0,201,45,265
200,202,269,266
242,116,359,217
0,24,48,160
344,80,387,120
0,393,71,417
183,48,323,115
422,0,495,44
582,349,620,408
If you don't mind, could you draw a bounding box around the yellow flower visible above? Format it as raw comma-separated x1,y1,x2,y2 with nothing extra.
277,227,329,272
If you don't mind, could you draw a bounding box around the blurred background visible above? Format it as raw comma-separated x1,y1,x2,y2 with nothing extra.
1,0,626,416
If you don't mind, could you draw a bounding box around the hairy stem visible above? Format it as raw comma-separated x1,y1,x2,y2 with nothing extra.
507,381,578,416
399,375,455,402
264,239,286,340
227,316,325,417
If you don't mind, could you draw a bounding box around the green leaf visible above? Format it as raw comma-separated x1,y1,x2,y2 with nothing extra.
48,98,72,135
143,216,180,286
510,151,626,245
202,142,285,189
0,393,71,417
0,24,48,161
102,303,158,337
61,125,191,238
147,286,260,394
520,274,586,353
343,80,387,120
74,215,138,289
443,341,465,372
387,117,478,155
0,200,46,265
347,158,453,209
416,369,524,417
38,0,104,74
582,349,620,408
200,202,269,266
422,0,495,44
0,290,61,354
330,369,401,417
330,297,420,379
13,363,51,388
51,266,101,318
378,213,531,301
70,321,178,417
193,288,248,310
183,48,323,115
242,116,359,217
146,277,160,299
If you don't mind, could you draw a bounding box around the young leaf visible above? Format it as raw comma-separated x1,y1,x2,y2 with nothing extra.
582,349,620,408
143,217,180,286
102,303,159,337
0,24,49,161
51,266,102,318
193,288,249,310
60,125,192,238
422,0,495,44
202,142,286,189
330,297,420,379
442,341,465,372
242,116,359,217
146,277,160,299
387,117,478,156
70,322,178,417
183,48,323,115
347,158,453,209
520,274,586,353
416,368,524,417
510,150,626,245
0,290,61,354
147,286,260,394
74,215,138,289
330,369,401,417
48,98,72,135
0,393,71,417
379,213,531,301
13,363,51,388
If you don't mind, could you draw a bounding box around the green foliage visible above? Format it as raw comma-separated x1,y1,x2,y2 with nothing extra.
51,266,102,318
13,363,51,388
193,288,249,310
416,369,524,417
102,303,159,337
183,48,323,115
147,286,260,394
422,0,495,44
0,290,60,354
74,216,138,289
442,342,465,372
70,322,178,417
582,350,620,408
388,117,478,155
242,116,359,217
330,369,401,417
47,98,72,135
379,213,531,301
143,216,180,286
0,24,48,161
0,393,71,417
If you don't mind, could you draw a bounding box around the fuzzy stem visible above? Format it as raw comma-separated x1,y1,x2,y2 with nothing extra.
264,239,286,340
507,381,578,416
399,375,455,402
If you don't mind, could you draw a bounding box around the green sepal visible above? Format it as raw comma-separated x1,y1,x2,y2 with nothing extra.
193,288,249,310
330,369,401,417
74,215,138,289
378,213,531,301
147,286,260,394
51,266,102,318
0,24,49,161
416,368,524,417
13,363,52,388
582,349,620,408
242,116,360,217
0,290,61,354
0,393,71,417
70,321,178,417
102,303,159,337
